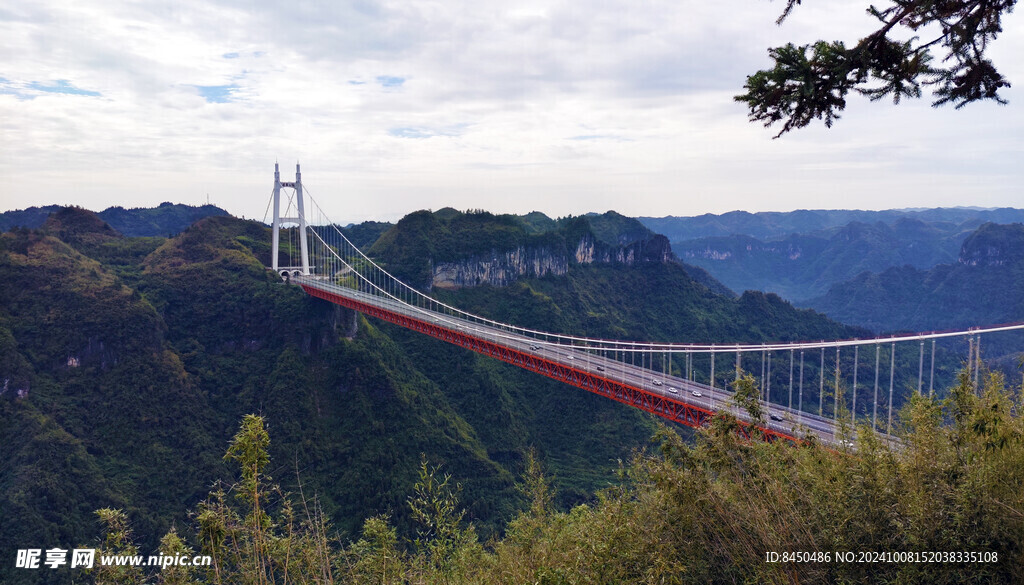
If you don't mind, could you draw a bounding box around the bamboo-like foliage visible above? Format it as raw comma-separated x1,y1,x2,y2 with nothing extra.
193,415,338,585
91,370,1024,583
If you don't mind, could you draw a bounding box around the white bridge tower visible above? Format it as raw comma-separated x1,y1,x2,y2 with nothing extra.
270,162,311,277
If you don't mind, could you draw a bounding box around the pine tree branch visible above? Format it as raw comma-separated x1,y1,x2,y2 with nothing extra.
738,0,1016,136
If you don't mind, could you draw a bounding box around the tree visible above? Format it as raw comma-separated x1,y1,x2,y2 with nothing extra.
731,373,766,425
155,527,199,585
198,414,339,585
407,456,482,582
91,508,145,585
346,516,404,585
736,0,1017,137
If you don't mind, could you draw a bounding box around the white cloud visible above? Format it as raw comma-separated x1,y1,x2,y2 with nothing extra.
1,0,1021,224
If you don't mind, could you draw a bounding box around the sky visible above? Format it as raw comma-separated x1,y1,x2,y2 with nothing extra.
2,0,1022,225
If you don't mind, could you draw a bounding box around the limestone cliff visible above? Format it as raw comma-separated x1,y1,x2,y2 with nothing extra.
958,223,1024,267
432,234,673,289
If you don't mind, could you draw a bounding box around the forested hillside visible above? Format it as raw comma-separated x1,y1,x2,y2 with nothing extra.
640,207,1024,242
0,202,229,236
641,208,1024,302
674,219,969,301
0,206,864,584
54,373,1024,584
804,223,1024,333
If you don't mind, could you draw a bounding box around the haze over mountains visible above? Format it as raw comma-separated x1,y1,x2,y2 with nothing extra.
4,203,1021,332
1,204,865,585
638,207,1024,372
806,222,1024,332
4,203,1022,334
639,207,1024,242
3,202,1024,584
639,207,1024,303
0,202,230,237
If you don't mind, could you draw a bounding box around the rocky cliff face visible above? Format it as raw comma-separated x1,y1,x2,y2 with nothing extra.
958,223,1024,267
573,233,673,264
432,246,569,290
680,240,807,262
432,234,674,289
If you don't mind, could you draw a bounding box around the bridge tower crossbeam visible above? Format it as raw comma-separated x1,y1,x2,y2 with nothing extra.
271,162,311,276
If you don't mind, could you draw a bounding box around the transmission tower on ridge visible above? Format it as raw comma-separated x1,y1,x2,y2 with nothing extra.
270,162,311,277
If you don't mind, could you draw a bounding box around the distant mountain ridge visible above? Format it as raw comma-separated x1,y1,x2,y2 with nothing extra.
359,208,734,297
372,209,662,285
0,202,230,237
1,205,864,584
639,207,1024,242
802,222,1024,333
640,207,1024,302
672,218,972,301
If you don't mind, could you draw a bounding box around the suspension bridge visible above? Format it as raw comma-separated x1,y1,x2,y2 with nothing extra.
266,163,1024,446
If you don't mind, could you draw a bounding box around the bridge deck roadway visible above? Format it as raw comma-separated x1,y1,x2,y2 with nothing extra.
298,277,871,446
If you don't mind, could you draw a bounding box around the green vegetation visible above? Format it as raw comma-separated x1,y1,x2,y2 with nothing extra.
0,202,228,236
0,205,62,232
805,223,1024,332
84,369,1024,584
366,208,669,289
2,207,709,583
673,220,965,302
737,1,1018,136
582,210,653,246
337,221,395,250
642,210,1024,303
368,210,566,287
639,207,1024,243
98,203,230,237
1,211,510,584
7,205,1014,584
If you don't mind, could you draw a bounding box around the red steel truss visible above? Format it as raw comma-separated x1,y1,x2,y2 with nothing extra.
302,284,799,443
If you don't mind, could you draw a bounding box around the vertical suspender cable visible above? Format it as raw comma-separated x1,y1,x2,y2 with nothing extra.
918,341,924,394
710,349,715,410
975,336,981,390
788,349,794,410
834,346,840,424
710,349,715,391
968,336,974,388
873,344,880,431
888,343,895,434
760,350,766,400
929,339,936,397
819,347,825,416
798,350,804,422
852,345,859,425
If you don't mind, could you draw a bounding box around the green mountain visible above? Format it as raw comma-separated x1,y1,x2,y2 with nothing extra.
0,215,222,584
0,205,63,231
640,207,1024,242
1,206,863,584
674,218,971,301
0,202,230,237
804,222,1024,333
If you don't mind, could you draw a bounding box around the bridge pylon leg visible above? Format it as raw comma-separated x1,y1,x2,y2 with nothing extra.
269,162,312,277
